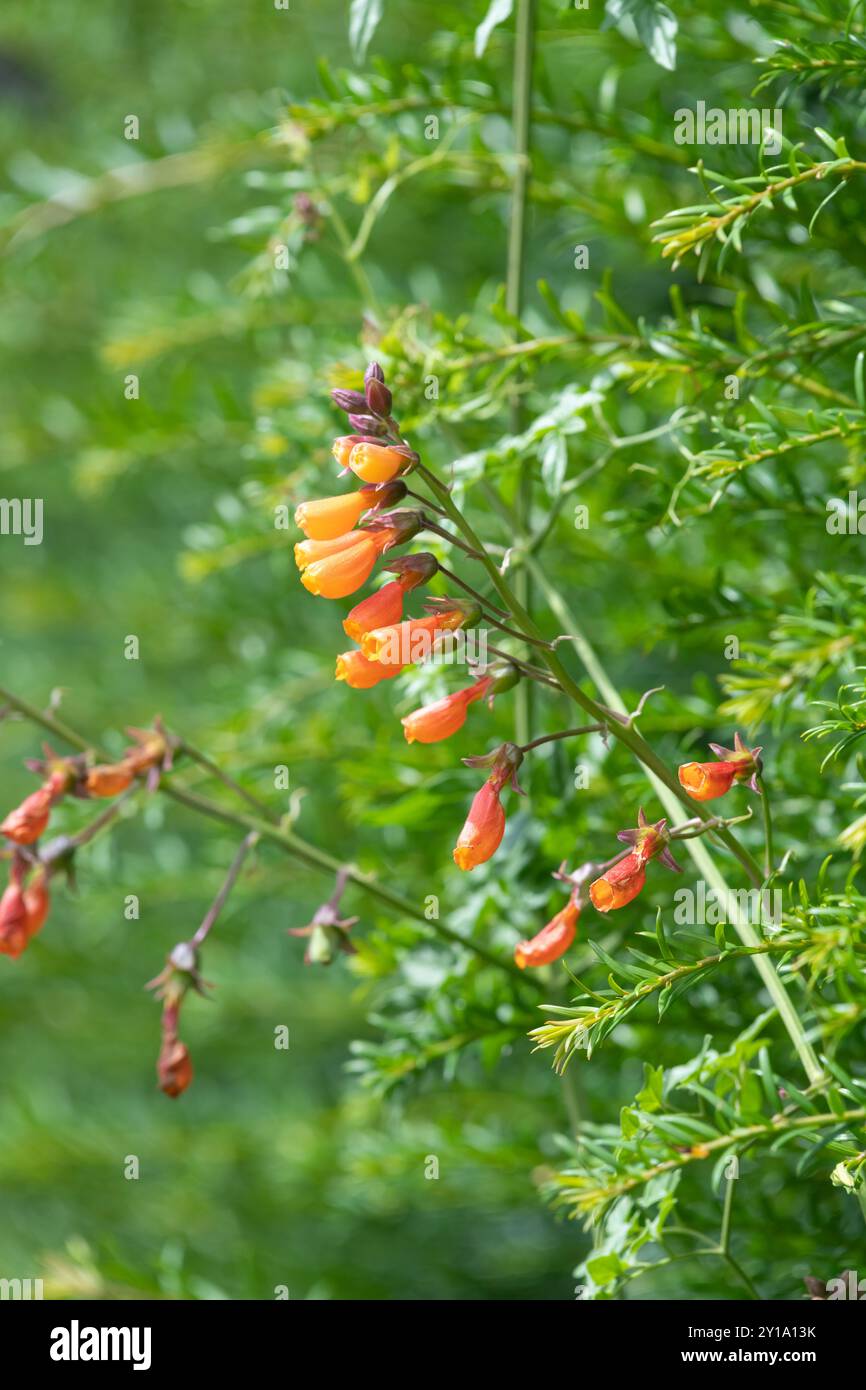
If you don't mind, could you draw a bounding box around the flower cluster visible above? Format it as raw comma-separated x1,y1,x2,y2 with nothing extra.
513,732,762,970
294,362,523,870
0,725,174,959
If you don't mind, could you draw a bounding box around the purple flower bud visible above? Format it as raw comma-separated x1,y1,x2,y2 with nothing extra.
364,362,385,385
347,412,387,435
366,378,393,417
331,388,368,413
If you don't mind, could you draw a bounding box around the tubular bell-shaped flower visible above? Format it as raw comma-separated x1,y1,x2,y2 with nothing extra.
514,896,580,969
342,553,438,644
361,597,480,665
349,442,414,484
678,731,763,801
589,808,681,913
402,675,493,745
453,743,524,871
294,479,407,542
589,853,647,913
335,650,405,689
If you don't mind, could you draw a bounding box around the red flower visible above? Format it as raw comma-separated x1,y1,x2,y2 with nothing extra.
1,783,56,845
402,676,492,745
22,868,50,943
453,743,524,872
157,1037,194,1098
343,581,407,644
0,874,29,958
589,853,647,913
678,732,762,801
515,898,580,969
453,781,505,871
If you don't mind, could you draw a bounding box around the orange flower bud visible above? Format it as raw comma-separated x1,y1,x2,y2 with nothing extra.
1,784,55,845
0,878,29,958
402,677,492,745
157,1037,194,1098
294,491,371,541
85,762,135,798
678,733,762,801
515,899,580,969
343,580,407,644
23,869,50,942
453,781,506,871
361,608,466,665
348,442,406,484
589,853,647,913
335,649,404,689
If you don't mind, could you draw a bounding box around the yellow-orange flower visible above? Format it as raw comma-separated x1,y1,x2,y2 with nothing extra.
402,677,492,745
348,442,405,484
453,782,505,871
335,649,405,689
300,534,380,599
294,530,368,572
295,491,370,541
515,899,580,969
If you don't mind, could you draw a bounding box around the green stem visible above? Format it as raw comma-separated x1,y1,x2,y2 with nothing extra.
507,0,536,754
758,774,774,880
0,686,537,988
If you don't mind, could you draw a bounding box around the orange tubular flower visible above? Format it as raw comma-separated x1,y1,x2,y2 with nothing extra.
1,784,56,845
343,580,407,644
85,762,135,797
348,442,406,484
295,480,408,543
678,731,763,802
301,533,380,599
589,853,647,913
402,676,492,745
294,530,369,572
361,607,469,665
331,434,369,470
23,869,50,943
0,876,29,958
453,781,506,871
515,898,580,969
335,649,405,689
295,491,371,541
